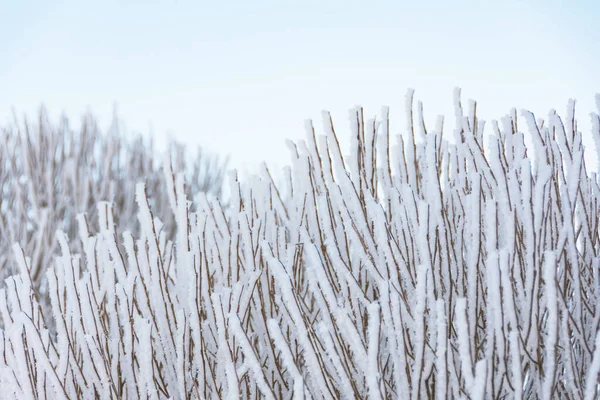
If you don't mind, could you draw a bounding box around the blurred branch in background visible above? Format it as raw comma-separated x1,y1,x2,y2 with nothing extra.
0,106,228,287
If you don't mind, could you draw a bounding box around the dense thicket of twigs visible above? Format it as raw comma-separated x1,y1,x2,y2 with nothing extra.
1,91,600,399
0,109,227,288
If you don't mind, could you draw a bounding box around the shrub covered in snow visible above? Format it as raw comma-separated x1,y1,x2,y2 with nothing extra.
0,109,227,288
1,90,600,398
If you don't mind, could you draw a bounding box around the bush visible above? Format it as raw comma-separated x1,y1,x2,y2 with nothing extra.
1,90,600,398
0,108,227,286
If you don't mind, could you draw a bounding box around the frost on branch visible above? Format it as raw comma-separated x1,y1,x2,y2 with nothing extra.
1,90,600,398
0,110,227,290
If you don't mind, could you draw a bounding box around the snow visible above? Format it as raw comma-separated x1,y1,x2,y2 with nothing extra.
0,90,599,398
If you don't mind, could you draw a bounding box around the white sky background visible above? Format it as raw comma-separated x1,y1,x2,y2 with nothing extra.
1,0,598,175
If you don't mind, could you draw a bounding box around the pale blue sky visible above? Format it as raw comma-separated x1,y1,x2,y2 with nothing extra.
1,0,598,172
